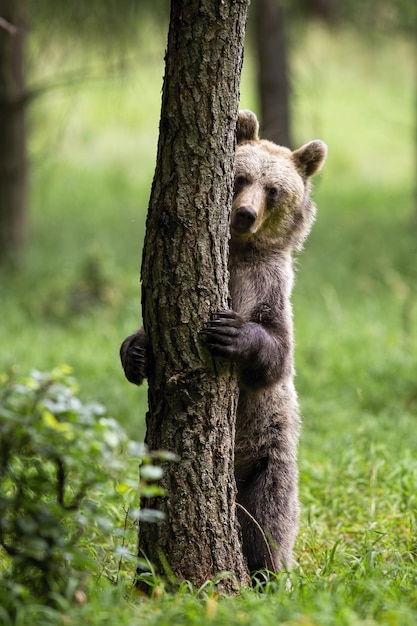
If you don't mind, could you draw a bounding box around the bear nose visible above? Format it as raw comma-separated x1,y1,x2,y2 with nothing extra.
233,206,257,233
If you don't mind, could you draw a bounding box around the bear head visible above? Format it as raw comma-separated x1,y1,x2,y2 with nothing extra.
232,110,327,252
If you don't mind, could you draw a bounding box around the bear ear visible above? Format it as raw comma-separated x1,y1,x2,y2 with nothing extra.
293,140,327,178
236,110,259,144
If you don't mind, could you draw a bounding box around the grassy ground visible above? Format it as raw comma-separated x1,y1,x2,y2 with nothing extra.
1,20,416,625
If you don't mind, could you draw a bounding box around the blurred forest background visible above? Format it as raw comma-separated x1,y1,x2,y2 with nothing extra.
0,0,416,448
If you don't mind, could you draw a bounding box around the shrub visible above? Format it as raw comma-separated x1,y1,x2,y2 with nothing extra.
0,366,166,616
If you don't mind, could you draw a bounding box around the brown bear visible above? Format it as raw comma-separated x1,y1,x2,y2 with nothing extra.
120,110,327,574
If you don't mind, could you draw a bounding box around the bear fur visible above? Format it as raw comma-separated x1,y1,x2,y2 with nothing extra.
120,110,327,573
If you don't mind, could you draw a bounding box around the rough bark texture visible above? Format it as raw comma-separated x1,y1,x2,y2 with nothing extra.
254,0,292,148
0,0,26,266
139,0,250,589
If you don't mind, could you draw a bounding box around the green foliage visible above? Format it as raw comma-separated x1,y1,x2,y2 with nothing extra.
289,0,417,34
30,0,169,47
338,0,417,34
0,366,167,619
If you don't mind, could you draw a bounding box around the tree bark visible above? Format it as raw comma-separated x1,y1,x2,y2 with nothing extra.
0,0,26,267
254,0,292,147
139,0,250,590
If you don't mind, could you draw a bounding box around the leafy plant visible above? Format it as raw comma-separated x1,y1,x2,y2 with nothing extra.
0,366,168,616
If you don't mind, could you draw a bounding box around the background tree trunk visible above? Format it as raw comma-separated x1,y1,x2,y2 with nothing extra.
307,0,339,23
139,0,250,590
254,0,292,147
0,1,26,267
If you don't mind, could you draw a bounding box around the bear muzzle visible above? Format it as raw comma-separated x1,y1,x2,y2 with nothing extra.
231,206,258,235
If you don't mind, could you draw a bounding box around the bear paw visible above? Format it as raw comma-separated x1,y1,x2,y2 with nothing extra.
201,310,247,359
120,330,147,385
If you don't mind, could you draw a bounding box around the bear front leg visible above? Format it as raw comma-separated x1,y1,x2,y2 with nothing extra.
201,310,290,389
120,328,148,386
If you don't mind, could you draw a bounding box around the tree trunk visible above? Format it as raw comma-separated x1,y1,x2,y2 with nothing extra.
254,0,292,147
139,0,250,590
0,1,26,267
307,0,339,24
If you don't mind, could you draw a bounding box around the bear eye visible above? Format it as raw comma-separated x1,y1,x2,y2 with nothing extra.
267,186,279,200
234,175,248,193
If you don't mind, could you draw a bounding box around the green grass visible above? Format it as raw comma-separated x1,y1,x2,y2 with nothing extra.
1,19,416,625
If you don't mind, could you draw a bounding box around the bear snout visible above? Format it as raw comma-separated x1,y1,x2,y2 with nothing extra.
232,206,258,234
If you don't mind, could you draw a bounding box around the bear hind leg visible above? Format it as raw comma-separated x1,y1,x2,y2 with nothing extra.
236,455,299,574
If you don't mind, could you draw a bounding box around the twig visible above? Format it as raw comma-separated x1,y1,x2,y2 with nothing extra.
0,58,134,108
235,502,276,572
116,506,130,581
0,17,17,35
